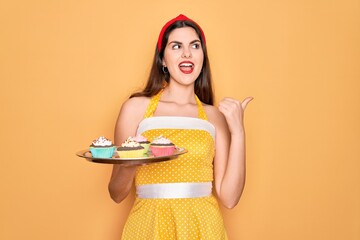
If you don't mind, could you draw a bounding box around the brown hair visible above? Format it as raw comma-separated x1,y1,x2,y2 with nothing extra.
130,20,214,105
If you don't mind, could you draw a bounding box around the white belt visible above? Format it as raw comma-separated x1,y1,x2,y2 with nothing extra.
136,182,212,199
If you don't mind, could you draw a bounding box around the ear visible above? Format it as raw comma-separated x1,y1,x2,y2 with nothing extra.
162,58,166,67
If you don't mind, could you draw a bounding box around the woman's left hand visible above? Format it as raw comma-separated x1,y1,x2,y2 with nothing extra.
218,97,253,134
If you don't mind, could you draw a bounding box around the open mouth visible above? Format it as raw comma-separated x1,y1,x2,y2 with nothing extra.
179,61,194,74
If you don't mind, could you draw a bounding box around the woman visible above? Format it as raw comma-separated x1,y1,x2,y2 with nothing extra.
108,14,253,239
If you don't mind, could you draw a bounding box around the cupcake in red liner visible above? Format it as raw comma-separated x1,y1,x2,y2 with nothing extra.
150,135,175,157
133,134,150,154
89,136,115,158
117,137,145,158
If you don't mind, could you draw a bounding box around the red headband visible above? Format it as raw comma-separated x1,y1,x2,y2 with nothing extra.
157,14,206,52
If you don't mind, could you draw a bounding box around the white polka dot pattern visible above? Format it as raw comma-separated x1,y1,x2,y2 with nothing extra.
136,129,214,185
121,91,228,239
122,197,227,239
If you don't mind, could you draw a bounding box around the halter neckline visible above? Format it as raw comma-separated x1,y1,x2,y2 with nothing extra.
143,90,208,120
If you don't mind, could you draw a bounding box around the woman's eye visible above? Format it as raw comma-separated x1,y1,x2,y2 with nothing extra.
172,44,181,50
192,43,200,49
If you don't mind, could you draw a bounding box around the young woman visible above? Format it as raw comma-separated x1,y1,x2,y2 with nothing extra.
108,14,253,239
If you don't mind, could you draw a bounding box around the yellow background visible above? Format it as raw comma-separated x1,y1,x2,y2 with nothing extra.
1,0,359,239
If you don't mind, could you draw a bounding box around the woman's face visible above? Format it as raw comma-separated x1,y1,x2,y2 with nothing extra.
162,27,204,86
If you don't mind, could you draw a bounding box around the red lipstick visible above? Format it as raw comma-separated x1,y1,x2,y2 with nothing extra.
178,61,194,74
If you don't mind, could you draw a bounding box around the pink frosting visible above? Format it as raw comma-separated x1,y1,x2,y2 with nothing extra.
133,134,148,143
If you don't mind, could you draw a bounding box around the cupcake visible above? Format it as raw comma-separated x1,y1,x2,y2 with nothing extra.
89,136,115,158
117,137,145,158
150,135,175,157
133,134,150,154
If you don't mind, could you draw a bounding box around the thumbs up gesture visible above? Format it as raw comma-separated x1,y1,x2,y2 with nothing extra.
218,97,253,134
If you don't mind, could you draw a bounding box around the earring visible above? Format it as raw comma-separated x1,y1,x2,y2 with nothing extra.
162,66,169,74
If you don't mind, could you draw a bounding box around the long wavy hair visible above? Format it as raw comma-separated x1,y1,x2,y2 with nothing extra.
130,20,214,105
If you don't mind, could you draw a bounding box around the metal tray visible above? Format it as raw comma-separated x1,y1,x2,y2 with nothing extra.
76,147,187,165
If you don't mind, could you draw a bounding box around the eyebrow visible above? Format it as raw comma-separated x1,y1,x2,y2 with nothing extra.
168,39,201,45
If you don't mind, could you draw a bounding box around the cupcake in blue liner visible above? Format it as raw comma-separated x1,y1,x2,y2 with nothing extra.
89,136,115,158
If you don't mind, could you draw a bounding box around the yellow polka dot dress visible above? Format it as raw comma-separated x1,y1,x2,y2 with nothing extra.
121,91,227,240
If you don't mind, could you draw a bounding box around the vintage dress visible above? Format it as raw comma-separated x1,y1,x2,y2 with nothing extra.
121,91,227,239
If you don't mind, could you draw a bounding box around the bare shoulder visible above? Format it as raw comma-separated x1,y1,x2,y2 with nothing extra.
117,96,150,127
115,96,151,144
120,96,150,115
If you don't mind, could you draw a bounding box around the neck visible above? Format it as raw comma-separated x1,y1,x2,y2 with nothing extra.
161,83,196,105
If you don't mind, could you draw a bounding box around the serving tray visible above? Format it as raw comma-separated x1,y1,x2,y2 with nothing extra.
76,147,187,165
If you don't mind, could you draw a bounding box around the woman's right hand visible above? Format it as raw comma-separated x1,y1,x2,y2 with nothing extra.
108,164,137,203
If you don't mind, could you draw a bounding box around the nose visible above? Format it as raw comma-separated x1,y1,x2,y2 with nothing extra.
182,47,192,58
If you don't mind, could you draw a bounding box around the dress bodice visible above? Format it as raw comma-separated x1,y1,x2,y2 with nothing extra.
135,90,216,186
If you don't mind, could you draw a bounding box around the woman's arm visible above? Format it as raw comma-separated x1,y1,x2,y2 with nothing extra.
108,97,149,203
207,97,253,209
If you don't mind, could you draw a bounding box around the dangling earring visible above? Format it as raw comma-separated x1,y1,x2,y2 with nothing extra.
162,66,169,74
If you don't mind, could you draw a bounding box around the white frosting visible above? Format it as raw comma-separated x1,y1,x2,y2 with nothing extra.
92,136,113,147
121,137,141,147
151,135,172,144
